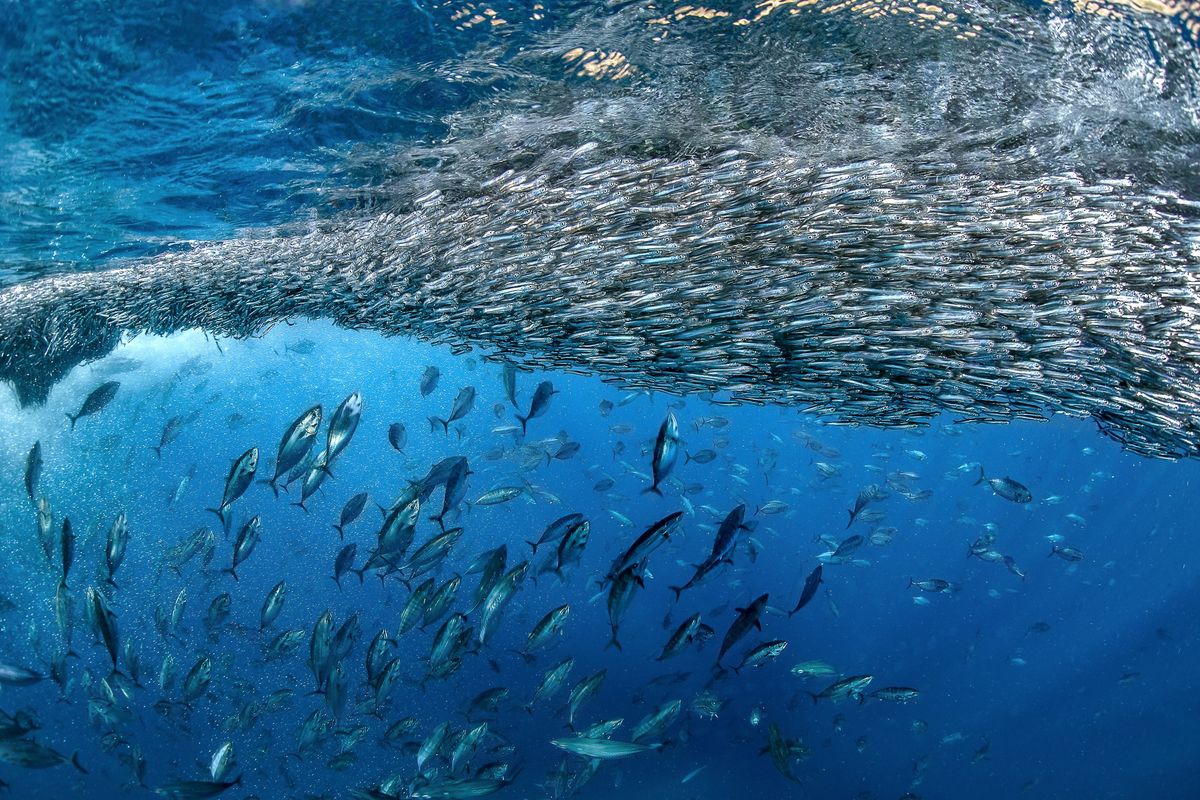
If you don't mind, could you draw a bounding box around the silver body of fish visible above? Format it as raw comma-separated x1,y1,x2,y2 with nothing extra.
1,8,1198,460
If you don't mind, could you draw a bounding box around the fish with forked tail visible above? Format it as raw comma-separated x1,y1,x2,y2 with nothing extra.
718,593,768,664
430,387,475,435
65,381,119,429
261,404,322,497
207,447,258,530
644,411,681,496
975,467,1033,503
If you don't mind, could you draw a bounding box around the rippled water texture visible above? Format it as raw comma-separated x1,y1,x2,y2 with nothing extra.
2,0,1197,274
0,4,1199,797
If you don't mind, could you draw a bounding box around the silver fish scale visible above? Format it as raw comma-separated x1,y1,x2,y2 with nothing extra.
3,23,1200,459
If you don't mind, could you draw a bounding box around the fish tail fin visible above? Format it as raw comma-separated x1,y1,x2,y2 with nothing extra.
292,500,308,513
206,506,228,529
152,446,162,459
221,567,238,582
641,485,664,497
516,414,528,435
668,585,683,602
973,466,986,486
332,524,343,540
71,751,88,774
907,577,913,588
684,451,693,464
846,509,856,528
808,692,819,705
525,540,539,554
65,413,77,429
429,416,447,434
606,630,622,652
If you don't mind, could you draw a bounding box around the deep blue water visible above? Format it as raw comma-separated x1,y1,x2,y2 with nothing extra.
1,324,1197,798
2,1,1200,799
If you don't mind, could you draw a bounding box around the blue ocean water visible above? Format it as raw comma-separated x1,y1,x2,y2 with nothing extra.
2,1,1200,799
1,324,1197,798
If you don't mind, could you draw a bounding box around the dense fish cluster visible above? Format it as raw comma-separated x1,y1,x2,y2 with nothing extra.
0,317,1181,799
5,147,1199,458
2,0,1198,796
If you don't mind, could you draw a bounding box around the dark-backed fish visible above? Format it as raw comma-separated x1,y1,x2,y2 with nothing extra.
207,447,258,530
262,404,322,496
66,381,119,429
717,593,768,664
430,386,476,434
644,411,680,496
975,467,1033,503
24,441,41,501
419,366,440,397
516,381,555,434
788,565,823,617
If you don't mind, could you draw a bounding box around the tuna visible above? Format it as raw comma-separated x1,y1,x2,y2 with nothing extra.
325,392,362,467
207,448,258,531
262,404,322,496
23,441,41,502
644,411,681,496
430,387,476,435
788,565,823,617
515,381,555,435
65,382,119,429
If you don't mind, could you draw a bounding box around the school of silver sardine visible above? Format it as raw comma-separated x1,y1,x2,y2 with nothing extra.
1,0,1199,459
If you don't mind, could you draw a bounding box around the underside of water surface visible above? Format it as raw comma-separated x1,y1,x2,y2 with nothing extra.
0,1,1198,799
